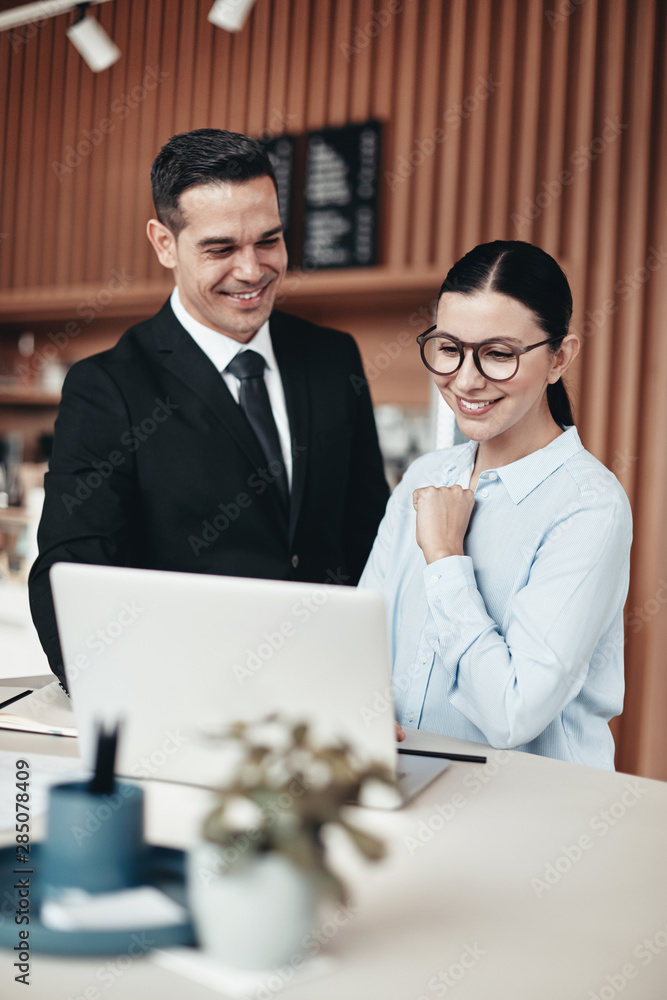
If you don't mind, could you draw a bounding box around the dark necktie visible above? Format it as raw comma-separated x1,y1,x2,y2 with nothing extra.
226,350,289,506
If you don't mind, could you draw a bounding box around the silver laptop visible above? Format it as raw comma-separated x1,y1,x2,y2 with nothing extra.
50,563,449,805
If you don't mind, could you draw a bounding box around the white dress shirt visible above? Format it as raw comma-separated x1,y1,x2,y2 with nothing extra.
170,287,293,488
359,427,633,769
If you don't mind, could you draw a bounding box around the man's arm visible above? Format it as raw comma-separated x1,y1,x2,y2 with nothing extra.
28,358,136,686
340,343,389,584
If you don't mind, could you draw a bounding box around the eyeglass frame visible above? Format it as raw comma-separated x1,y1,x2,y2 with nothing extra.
416,327,559,383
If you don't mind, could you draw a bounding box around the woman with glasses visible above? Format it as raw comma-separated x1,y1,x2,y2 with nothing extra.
360,241,632,768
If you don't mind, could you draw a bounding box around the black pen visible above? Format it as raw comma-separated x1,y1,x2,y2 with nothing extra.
398,747,487,764
0,690,33,711
89,722,120,795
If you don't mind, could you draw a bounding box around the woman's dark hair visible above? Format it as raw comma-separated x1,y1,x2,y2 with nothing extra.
439,240,575,427
150,128,278,236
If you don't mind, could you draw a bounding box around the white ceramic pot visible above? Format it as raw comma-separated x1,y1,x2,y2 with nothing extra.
187,842,320,969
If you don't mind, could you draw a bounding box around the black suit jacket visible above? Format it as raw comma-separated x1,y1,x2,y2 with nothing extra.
29,302,389,685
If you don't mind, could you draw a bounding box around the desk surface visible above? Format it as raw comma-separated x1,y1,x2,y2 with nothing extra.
1,726,666,1000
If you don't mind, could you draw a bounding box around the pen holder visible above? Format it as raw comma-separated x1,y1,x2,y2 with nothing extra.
40,780,147,895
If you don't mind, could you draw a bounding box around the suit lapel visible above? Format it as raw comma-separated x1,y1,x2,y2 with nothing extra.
270,312,310,539
152,301,273,479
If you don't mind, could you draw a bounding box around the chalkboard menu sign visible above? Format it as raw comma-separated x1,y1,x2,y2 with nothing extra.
261,120,382,270
262,133,297,261
302,121,381,269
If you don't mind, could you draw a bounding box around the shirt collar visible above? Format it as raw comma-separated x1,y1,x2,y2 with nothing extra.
439,427,583,504
170,286,275,373
491,426,583,503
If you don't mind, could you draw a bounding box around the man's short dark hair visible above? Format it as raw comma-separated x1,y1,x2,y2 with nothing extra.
150,128,278,236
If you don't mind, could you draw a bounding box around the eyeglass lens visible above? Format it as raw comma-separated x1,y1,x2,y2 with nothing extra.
425,337,519,380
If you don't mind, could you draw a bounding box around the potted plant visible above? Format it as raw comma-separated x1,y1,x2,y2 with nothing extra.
186,715,394,970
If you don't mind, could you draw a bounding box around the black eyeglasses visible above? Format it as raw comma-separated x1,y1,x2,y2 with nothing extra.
416,327,556,383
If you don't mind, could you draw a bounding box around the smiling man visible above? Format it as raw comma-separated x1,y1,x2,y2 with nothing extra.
29,129,389,688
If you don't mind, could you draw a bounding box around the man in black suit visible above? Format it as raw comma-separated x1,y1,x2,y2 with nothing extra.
29,129,389,687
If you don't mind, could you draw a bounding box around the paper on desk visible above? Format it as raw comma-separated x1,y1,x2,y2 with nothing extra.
0,750,87,831
0,681,77,737
41,885,188,931
151,947,335,999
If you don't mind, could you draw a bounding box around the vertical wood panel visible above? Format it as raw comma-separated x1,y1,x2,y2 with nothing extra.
508,2,542,248
435,0,467,271
328,0,353,125
227,11,251,131
306,0,332,128
409,0,442,266
606,0,655,508
560,0,598,412
384,0,418,267
68,35,98,286
135,0,168,281
285,0,311,132
1,32,23,287
172,0,197,134
578,0,626,459
348,0,374,121
458,0,491,253
246,1,271,133
12,13,40,288
485,0,516,240
53,27,83,286
370,0,396,122
24,21,54,288
534,6,569,256
267,0,290,124
100,0,136,281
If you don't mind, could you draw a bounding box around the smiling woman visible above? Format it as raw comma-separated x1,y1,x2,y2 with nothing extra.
360,241,633,770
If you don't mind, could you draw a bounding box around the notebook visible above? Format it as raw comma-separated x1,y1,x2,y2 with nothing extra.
49,563,449,805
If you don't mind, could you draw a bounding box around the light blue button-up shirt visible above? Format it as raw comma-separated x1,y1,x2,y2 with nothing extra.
359,427,632,769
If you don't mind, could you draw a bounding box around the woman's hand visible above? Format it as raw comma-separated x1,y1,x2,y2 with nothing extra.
395,721,406,742
413,485,475,563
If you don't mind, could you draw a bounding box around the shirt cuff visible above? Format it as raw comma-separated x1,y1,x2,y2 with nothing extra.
423,554,476,590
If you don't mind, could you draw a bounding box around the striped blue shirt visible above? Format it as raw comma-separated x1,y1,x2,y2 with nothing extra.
359,427,632,769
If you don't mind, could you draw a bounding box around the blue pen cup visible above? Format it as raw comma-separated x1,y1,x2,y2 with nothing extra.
40,780,147,895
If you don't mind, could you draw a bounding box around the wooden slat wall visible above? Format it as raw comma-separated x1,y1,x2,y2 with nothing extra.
1,0,666,778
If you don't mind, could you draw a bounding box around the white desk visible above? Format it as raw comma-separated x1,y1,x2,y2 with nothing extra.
1,725,666,1000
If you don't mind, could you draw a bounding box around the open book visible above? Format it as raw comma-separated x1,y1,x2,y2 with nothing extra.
0,681,77,737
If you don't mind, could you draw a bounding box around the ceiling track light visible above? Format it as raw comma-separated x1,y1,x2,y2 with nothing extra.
208,0,258,33
66,3,120,73
0,1,119,74
0,0,111,33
